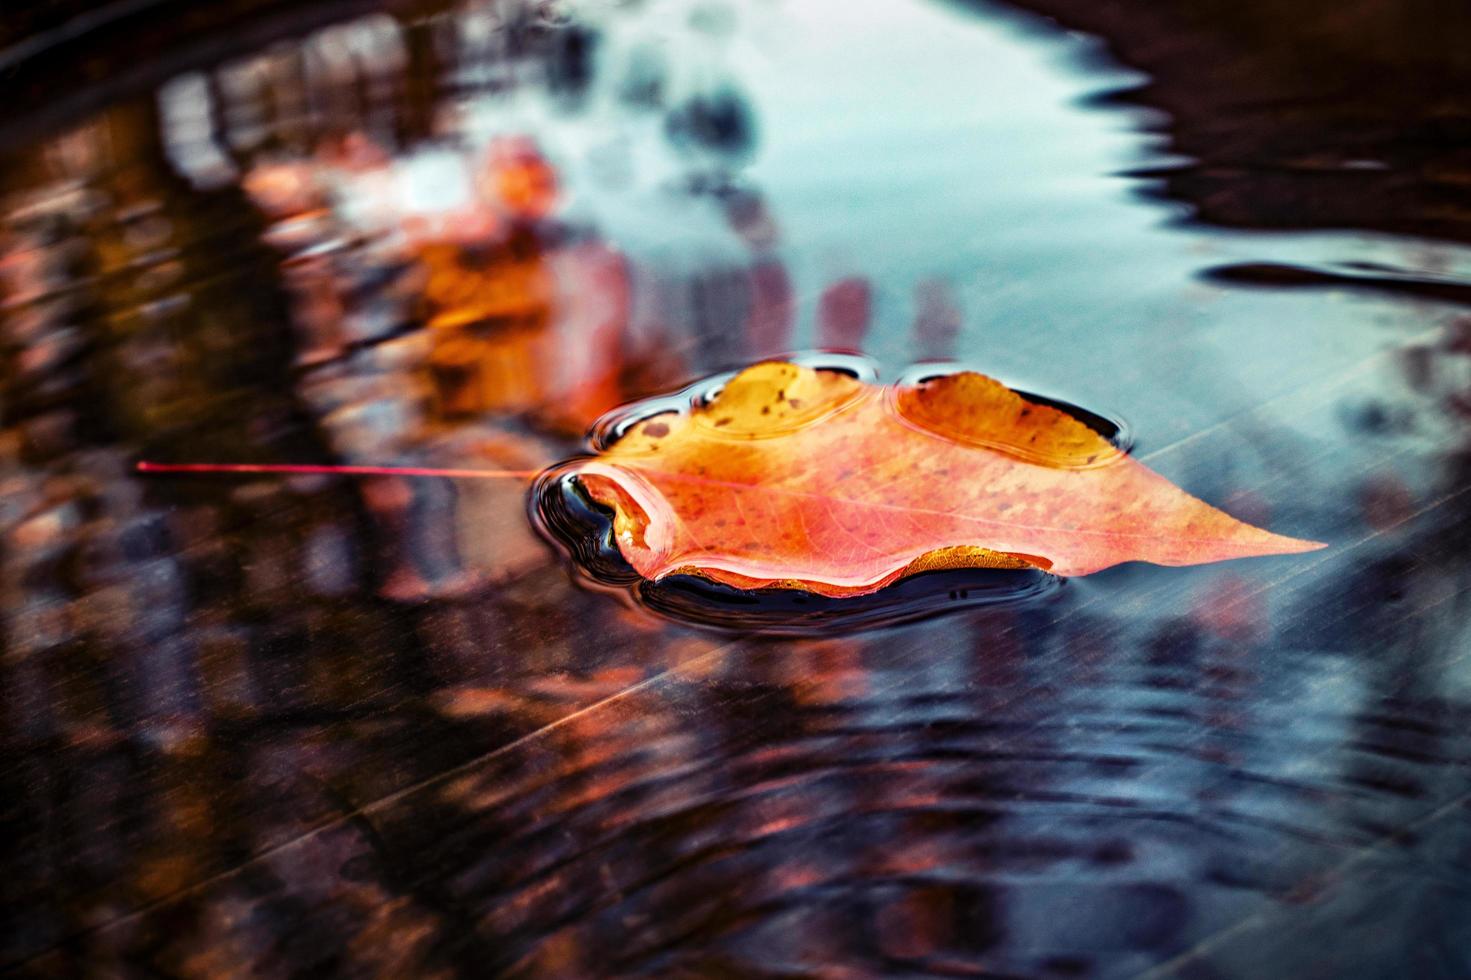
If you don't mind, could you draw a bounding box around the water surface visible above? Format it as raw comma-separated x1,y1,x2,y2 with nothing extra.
2,0,1470,976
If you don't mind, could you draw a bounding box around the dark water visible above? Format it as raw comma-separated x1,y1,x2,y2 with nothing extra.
3,0,1471,976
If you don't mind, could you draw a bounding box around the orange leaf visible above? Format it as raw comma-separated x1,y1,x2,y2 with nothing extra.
567,362,1324,597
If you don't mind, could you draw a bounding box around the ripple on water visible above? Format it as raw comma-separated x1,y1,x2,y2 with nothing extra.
402,635,1471,977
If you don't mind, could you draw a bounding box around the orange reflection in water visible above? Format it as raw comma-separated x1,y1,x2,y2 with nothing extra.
414,140,686,432
485,136,560,223
419,224,646,431
422,227,556,418
244,135,680,437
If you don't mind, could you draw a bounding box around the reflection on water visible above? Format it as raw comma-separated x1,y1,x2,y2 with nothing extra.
975,0,1471,248
2,0,1471,975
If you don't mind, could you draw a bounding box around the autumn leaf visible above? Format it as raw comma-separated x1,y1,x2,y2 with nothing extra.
564,361,1325,597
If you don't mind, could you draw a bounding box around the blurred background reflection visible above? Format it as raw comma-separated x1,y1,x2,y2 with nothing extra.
2,0,1470,976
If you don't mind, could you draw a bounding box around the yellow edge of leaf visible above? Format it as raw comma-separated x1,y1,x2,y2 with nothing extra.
899,544,1048,575
659,545,1047,599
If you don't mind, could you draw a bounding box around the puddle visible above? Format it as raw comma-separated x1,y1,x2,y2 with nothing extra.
3,0,1470,973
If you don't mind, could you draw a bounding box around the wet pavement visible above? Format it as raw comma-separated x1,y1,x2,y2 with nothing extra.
2,0,1470,976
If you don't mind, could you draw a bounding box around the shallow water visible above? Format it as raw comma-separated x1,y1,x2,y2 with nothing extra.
2,0,1471,976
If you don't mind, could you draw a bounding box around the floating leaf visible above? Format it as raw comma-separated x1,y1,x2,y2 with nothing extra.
563,362,1324,597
